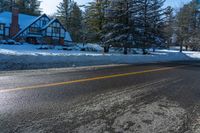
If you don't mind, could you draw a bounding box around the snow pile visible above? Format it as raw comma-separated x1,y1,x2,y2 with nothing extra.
0,44,103,56
0,43,198,71
183,51,200,59
76,43,104,52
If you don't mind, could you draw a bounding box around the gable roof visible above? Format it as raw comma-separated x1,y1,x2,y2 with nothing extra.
0,11,72,42
13,14,50,39
41,18,72,42
0,11,37,29
41,18,66,31
41,18,57,30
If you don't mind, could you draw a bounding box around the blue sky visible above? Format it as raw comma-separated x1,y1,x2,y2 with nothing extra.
41,0,192,15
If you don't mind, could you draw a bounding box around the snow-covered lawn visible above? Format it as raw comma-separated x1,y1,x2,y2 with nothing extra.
0,43,199,71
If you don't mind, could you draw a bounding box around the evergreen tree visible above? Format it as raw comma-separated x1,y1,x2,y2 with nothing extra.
57,0,83,42
68,2,82,42
0,0,12,12
102,0,132,54
81,9,97,43
176,0,200,51
15,0,41,16
84,0,107,42
28,0,41,15
130,0,167,54
100,0,167,54
151,0,167,47
162,6,174,48
57,0,72,29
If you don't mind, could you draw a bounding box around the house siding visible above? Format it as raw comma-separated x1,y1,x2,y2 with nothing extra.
42,19,67,45
60,38,64,45
45,36,52,44
0,23,5,39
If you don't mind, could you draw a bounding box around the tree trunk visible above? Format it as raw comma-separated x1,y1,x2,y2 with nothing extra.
180,41,183,53
153,45,156,52
124,47,128,55
104,46,109,53
142,48,147,55
186,45,188,51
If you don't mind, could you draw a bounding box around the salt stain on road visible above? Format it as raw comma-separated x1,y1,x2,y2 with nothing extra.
14,79,188,133
77,99,186,133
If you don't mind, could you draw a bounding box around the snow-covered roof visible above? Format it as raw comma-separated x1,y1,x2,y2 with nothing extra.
0,11,37,29
13,14,49,39
65,32,72,42
0,11,73,42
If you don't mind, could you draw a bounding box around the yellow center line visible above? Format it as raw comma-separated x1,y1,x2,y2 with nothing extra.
0,66,184,93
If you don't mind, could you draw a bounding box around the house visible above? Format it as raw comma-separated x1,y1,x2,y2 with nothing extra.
0,7,72,45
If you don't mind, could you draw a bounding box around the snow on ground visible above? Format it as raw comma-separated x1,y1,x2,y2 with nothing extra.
0,43,199,71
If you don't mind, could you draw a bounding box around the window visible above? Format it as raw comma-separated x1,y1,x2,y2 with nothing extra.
52,38,59,45
0,24,4,31
30,27,39,33
53,27,60,34
42,20,46,26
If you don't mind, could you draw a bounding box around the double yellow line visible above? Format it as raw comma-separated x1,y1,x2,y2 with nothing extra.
0,66,183,93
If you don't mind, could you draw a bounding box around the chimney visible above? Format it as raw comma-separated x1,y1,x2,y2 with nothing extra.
10,7,20,37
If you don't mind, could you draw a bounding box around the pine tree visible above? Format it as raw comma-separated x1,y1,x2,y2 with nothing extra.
57,0,72,29
102,0,133,54
57,1,83,42
150,0,167,47
15,0,41,16
162,6,174,48
82,9,97,43
176,0,200,51
130,0,167,54
0,0,12,12
28,0,41,15
84,0,107,42
68,2,82,42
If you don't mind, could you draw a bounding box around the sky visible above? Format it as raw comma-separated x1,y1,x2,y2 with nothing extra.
40,0,192,15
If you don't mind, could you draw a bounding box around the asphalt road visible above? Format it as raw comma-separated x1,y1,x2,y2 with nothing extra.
0,61,200,133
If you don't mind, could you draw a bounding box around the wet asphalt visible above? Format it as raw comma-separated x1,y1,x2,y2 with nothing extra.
0,61,200,132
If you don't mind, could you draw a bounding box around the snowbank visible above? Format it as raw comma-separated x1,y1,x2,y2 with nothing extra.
0,44,198,71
